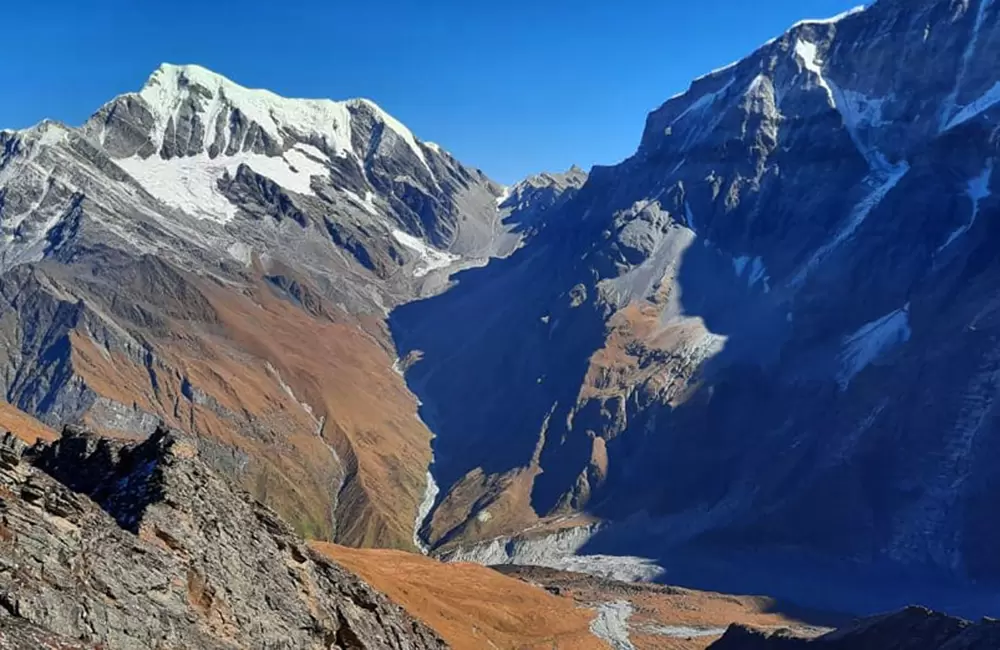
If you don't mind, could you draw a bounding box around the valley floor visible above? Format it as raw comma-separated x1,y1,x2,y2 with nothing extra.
312,543,829,649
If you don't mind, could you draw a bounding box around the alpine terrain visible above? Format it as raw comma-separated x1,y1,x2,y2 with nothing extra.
1,0,1000,641
0,62,525,551
391,0,1000,617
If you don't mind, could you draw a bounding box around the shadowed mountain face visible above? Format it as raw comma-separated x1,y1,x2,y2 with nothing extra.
390,0,1000,611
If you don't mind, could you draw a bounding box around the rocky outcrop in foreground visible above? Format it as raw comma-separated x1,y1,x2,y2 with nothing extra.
709,606,1000,650
0,426,447,649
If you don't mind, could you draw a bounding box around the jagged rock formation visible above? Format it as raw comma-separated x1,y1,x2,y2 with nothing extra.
499,165,588,239
709,607,1000,649
0,426,447,649
391,0,1000,614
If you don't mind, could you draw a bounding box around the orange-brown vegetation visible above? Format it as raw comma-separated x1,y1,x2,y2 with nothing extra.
0,401,57,444
581,298,706,405
312,543,610,650
500,567,833,650
427,465,543,549
62,260,433,549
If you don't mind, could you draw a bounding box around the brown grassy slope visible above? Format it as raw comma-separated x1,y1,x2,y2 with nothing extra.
0,401,57,444
60,260,432,549
312,543,609,650
201,280,432,549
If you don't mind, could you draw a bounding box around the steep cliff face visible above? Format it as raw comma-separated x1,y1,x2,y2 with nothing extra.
393,0,1000,603
0,426,448,649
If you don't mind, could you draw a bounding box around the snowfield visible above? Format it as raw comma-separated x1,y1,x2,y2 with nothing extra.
392,229,460,278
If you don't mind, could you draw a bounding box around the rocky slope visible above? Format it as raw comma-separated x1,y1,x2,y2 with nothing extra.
5,0,1000,624
0,403,55,445
391,0,1000,614
313,543,609,650
0,424,447,649
0,63,555,550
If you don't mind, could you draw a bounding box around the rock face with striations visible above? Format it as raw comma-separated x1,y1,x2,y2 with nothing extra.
0,426,447,649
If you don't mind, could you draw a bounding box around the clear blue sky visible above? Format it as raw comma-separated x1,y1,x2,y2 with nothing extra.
2,0,863,184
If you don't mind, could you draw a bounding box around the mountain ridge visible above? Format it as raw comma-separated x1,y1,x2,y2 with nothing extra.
0,60,533,551
4,0,1000,623
389,0,1000,617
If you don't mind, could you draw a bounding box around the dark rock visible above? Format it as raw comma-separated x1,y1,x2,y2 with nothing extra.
0,434,24,472
709,606,1000,650
389,0,1000,612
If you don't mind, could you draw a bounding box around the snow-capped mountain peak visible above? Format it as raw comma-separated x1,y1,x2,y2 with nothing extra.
125,63,431,171
72,63,460,227
134,63,355,160
4,62,507,291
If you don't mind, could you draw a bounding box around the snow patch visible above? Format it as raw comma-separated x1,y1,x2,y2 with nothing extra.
645,625,728,639
391,229,460,278
791,162,909,287
747,256,769,290
838,305,912,389
118,144,331,223
790,5,866,29
938,161,994,252
839,89,889,130
440,523,666,583
940,0,997,131
944,81,1000,131
242,144,331,194
413,471,439,554
795,40,893,173
342,189,379,216
118,155,239,222
589,601,636,650
35,122,71,147
226,242,253,266
795,40,836,108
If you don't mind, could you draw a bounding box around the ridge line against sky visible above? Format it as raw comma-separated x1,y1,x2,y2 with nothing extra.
2,0,864,184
